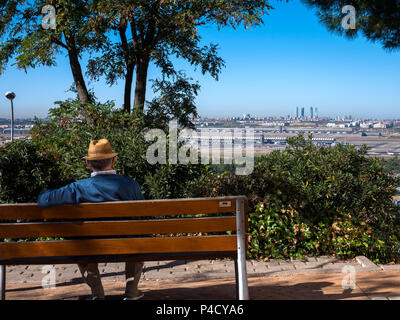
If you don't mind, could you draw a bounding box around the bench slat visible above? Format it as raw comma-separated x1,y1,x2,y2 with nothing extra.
0,252,238,265
0,236,237,260
0,216,236,239
0,197,247,220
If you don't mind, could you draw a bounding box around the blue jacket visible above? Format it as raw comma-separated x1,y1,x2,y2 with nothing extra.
37,174,144,208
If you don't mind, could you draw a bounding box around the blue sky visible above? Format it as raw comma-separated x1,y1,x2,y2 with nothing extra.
0,0,399,119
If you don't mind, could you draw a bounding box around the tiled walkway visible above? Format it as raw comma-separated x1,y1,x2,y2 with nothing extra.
3,255,400,300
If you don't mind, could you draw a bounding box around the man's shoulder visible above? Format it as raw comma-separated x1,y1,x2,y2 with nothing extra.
114,174,138,183
119,175,141,188
73,177,94,186
91,174,139,185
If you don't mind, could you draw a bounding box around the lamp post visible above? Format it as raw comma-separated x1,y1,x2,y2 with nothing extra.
1,91,16,299
5,92,16,142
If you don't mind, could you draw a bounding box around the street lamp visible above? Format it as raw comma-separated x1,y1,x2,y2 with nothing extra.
5,91,16,142
1,91,16,299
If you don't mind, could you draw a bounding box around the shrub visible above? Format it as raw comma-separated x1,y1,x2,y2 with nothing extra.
25,99,203,200
145,163,205,200
0,140,68,203
186,135,400,263
383,157,400,174
248,202,394,263
30,99,150,186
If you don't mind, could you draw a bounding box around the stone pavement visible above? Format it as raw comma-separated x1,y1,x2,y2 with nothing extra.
4,255,400,300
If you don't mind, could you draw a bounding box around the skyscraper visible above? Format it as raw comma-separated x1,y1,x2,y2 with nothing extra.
301,107,305,118
296,106,299,118
310,107,314,119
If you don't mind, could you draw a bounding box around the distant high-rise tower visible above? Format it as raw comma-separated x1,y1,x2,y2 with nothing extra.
301,107,305,118
315,108,319,119
310,107,314,119
296,106,299,118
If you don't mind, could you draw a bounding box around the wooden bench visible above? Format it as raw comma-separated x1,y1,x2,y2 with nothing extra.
0,196,249,300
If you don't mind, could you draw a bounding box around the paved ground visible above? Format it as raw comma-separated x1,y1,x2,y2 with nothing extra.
4,255,400,300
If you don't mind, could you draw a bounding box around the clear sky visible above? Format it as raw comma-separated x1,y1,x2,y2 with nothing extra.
0,0,399,119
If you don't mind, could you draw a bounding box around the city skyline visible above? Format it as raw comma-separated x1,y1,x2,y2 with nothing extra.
1,109,399,122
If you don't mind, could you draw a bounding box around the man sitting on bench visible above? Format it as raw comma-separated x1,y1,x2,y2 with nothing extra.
37,139,145,300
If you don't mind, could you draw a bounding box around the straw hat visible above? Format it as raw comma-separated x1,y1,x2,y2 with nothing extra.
84,139,118,160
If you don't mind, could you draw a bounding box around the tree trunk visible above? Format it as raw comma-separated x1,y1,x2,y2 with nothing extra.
133,54,150,111
119,22,135,114
123,65,135,113
65,34,91,104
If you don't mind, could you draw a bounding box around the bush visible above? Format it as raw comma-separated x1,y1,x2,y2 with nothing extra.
186,135,400,263
23,99,203,201
248,203,391,263
30,99,150,186
383,157,400,175
0,140,67,203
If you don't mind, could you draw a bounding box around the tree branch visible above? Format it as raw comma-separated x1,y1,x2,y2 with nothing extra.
51,37,68,50
128,9,140,50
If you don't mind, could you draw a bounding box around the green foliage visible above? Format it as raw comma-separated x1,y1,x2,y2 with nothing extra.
28,99,204,200
0,99,206,203
0,140,67,203
383,157,400,174
248,202,392,262
145,73,200,130
89,0,272,78
186,135,400,263
30,99,149,184
302,0,400,51
1,0,273,111
0,0,103,73
145,163,205,200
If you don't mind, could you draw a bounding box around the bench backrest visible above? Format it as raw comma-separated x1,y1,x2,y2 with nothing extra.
0,197,248,263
